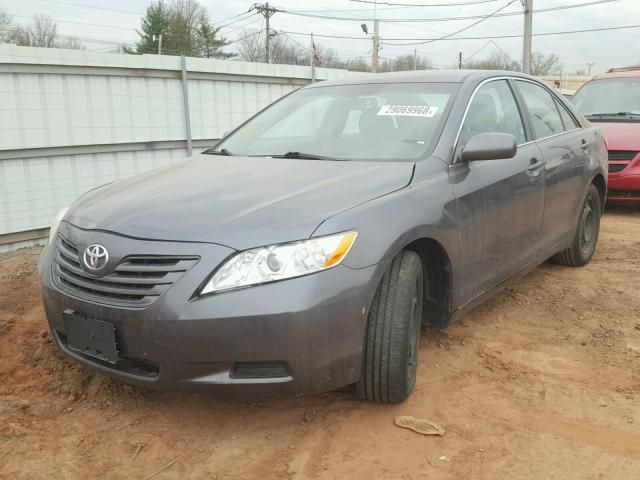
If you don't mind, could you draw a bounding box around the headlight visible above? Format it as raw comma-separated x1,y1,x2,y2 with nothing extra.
200,231,357,294
48,207,69,243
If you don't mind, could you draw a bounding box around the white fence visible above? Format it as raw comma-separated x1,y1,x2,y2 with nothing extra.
0,45,361,251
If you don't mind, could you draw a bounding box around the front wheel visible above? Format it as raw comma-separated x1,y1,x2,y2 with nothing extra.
553,184,601,267
356,250,424,403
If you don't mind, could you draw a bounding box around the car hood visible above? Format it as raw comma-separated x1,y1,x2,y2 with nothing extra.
66,154,414,250
594,122,640,151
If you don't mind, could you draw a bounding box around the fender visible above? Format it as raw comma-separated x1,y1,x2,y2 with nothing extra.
312,157,462,308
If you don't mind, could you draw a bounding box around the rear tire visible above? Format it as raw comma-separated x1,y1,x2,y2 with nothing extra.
356,250,424,403
553,184,601,267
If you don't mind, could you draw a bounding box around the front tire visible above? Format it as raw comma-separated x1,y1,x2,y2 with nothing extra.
553,184,601,267
356,250,424,403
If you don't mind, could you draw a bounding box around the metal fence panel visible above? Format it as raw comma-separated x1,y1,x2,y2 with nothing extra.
0,44,362,250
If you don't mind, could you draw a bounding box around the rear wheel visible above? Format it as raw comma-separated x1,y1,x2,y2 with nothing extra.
553,184,601,267
356,250,424,403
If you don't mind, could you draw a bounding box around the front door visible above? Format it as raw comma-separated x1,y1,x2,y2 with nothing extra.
451,79,546,304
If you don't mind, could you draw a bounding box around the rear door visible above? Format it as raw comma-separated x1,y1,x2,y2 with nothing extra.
513,80,587,250
451,79,545,303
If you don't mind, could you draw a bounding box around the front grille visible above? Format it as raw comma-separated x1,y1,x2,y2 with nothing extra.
608,151,638,161
609,163,628,173
53,236,199,307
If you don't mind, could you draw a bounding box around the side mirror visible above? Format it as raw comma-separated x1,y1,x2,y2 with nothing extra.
222,130,230,139
460,132,517,162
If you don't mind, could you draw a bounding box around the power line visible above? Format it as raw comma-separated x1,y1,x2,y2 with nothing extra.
350,0,500,6
36,0,144,16
11,15,137,32
35,0,257,27
402,0,519,47
2,26,132,46
463,39,507,63
282,22,640,42
282,0,626,22
216,12,259,30
212,9,256,26
7,12,258,36
222,16,263,35
386,23,640,43
226,29,264,46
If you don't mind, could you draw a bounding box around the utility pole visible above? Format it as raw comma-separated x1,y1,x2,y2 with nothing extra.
153,33,162,55
254,2,278,63
522,0,533,74
586,62,596,75
413,49,417,70
458,52,462,69
372,19,380,73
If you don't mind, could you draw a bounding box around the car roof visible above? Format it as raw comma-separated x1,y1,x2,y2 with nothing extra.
592,67,640,80
304,69,541,88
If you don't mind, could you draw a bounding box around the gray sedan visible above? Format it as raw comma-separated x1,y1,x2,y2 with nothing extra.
38,70,607,403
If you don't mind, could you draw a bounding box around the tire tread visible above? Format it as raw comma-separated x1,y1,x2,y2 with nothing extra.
356,250,422,403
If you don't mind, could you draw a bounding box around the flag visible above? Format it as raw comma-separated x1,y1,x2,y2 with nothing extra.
311,37,321,66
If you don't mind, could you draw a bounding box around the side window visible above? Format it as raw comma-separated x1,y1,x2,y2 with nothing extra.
555,99,580,130
459,80,526,147
515,81,565,138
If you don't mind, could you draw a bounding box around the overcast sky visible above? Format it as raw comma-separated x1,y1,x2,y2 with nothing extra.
2,0,640,73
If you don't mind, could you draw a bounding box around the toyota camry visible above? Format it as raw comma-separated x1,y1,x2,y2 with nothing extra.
38,70,607,403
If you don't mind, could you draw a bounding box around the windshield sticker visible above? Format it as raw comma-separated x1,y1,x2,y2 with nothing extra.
377,105,439,117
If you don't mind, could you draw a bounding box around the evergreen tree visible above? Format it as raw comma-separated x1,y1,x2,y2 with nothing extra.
197,14,235,59
132,0,234,58
135,1,169,54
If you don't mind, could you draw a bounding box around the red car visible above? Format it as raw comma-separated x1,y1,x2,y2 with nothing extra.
573,67,640,203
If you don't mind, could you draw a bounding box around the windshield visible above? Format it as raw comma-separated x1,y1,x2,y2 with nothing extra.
210,82,457,161
573,78,640,117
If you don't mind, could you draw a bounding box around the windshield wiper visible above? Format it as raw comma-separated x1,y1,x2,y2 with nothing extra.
586,112,640,118
269,151,348,161
203,147,234,156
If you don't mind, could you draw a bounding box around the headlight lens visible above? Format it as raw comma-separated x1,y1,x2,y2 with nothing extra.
201,231,357,294
48,207,69,243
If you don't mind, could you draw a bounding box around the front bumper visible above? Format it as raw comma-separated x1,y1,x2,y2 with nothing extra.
39,225,383,395
608,154,640,203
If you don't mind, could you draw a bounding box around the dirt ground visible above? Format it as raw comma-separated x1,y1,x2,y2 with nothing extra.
1,207,639,480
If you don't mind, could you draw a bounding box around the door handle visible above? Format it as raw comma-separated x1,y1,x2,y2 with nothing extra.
580,139,589,150
528,158,544,171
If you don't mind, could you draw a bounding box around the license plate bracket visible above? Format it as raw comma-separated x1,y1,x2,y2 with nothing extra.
63,310,118,364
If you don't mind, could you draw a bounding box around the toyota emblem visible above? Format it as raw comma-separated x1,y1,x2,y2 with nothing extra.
83,244,109,272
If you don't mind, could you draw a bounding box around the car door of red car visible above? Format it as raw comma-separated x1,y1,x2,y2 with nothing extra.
451,79,545,303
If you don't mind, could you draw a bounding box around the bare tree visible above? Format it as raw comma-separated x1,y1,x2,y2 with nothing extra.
464,51,521,71
6,14,83,49
341,57,370,72
57,37,85,50
530,52,562,75
236,29,263,62
0,8,12,42
236,30,375,72
7,24,32,46
380,53,432,72
30,14,57,47
237,30,305,64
